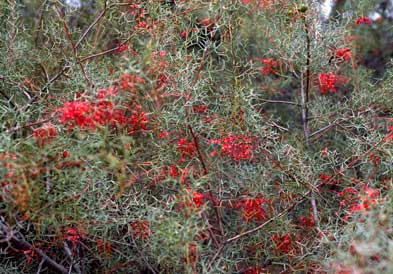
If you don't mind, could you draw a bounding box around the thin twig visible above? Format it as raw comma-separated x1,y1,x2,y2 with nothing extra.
57,8,93,88
75,2,131,48
261,99,299,106
36,258,46,274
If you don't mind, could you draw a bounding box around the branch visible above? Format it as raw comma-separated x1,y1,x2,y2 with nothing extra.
0,221,68,274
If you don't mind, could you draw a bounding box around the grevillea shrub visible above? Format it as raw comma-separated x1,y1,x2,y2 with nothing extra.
1,0,393,273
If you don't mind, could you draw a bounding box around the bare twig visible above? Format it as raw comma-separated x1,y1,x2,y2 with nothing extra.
75,2,131,48
57,8,93,88
261,99,300,106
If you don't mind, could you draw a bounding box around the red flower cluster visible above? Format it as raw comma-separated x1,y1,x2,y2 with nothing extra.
127,105,148,134
32,123,57,147
211,135,254,161
167,164,179,178
65,228,83,249
298,214,315,229
181,190,218,210
260,58,279,76
176,138,196,163
128,1,149,29
234,197,269,223
58,100,125,130
120,73,145,92
356,16,371,25
337,185,380,220
130,220,150,240
272,232,296,255
335,47,352,61
318,72,337,94
192,192,205,208
115,44,128,54
57,89,147,133
193,105,207,114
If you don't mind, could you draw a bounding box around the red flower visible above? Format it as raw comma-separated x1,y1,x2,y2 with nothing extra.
337,185,380,220
65,228,82,248
220,135,254,161
272,232,296,255
193,105,207,113
193,192,205,208
318,73,337,94
234,197,269,222
120,73,145,92
335,47,352,61
158,130,169,139
356,16,371,25
115,44,128,54
176,138,196,163
260,58,279,76
168,164,178,178
130,220,150,240
62,150,70,158
321,147,329,158
127,108,148,134
23,247,39,266
180,30,187,38
32,124,57,147
58,101,94,129
298,215,315,228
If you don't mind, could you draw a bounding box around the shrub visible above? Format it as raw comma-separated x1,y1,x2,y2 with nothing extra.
1,0,393,273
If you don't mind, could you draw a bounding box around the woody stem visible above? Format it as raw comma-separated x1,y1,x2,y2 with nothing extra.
302,16,321,231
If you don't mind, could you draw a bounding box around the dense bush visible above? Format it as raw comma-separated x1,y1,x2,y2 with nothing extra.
1,0,393,273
